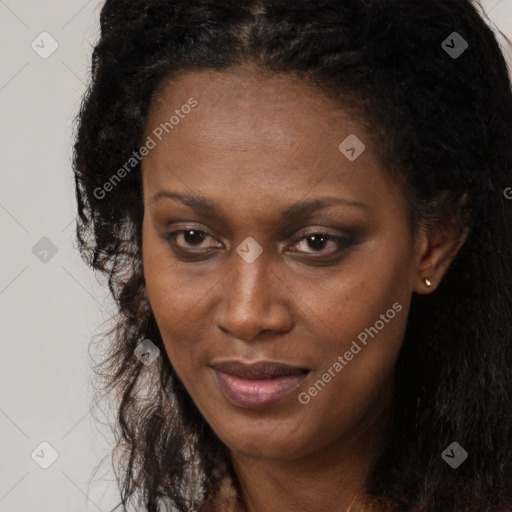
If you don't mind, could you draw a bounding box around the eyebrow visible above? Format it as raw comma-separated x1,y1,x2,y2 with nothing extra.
149,191,367,217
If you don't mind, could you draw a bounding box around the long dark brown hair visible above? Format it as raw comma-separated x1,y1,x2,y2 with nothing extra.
73,1,512,510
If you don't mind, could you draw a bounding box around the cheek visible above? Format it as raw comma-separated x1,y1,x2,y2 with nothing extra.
308,240,411,350
294,295,407,454
299,239,412,413
142,222,200,366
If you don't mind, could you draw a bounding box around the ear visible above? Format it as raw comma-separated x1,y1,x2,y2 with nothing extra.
413,202,469,295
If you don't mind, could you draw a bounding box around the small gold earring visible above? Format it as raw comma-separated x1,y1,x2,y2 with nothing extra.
424,278,432,287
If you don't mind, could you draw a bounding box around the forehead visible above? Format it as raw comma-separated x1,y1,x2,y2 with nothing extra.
145,66,367,156
141,66,403,224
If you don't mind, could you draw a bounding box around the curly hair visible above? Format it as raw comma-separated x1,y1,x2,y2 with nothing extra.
72,0,512,511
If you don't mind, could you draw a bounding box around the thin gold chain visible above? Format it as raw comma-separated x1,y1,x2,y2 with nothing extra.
224,472,363,512
233,486,361,512
346,487,360,512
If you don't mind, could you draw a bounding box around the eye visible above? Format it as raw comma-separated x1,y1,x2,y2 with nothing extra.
288,231,354,256
163,229,220,252
162,228,356,260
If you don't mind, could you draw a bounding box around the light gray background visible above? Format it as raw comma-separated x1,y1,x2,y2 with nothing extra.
1,1,511,511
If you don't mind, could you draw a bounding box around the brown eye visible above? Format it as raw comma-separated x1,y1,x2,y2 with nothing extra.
164,229,218,250
289,232,354,256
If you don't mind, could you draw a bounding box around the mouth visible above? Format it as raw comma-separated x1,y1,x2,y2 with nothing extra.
210,360,310,409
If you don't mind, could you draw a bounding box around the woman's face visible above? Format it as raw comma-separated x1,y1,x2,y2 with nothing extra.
141,67,423,460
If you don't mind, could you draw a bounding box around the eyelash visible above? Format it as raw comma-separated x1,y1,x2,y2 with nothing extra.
162,228,355,259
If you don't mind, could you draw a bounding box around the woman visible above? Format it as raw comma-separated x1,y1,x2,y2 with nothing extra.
72,1,512,511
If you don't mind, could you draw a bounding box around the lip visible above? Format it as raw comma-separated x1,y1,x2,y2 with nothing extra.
211,360,310,409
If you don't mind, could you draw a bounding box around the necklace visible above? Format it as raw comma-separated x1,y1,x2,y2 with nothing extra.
220,472,362,512
229,485,360,512
346,487,360,512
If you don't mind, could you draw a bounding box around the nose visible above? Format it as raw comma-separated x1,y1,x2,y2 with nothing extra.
215,246,294,342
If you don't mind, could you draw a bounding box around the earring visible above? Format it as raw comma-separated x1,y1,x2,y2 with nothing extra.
424,278,432,287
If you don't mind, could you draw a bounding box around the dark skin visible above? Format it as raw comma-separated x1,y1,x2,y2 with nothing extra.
141,65,467,512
